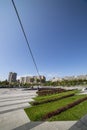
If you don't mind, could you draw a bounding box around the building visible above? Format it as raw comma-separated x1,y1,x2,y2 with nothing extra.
20,77,26,84
63,76,76,81
8,72,17,83
76,75,87,80
49,74,87,82
20,75,46,84
26,76,34,83
50,77,62,82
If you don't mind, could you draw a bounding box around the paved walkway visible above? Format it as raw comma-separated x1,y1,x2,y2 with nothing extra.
0,88,37,130
69,114,87,130
0,88,87,130
0,109,30,130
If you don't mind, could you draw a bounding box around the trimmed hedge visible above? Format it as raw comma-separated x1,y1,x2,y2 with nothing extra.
37,88,67,96
42,96,87,120
32,93,75,106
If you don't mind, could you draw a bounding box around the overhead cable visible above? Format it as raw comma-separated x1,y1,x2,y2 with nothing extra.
11,0,41,78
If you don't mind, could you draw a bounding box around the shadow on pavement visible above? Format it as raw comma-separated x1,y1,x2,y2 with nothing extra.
13,121,44,130
69,114,87,130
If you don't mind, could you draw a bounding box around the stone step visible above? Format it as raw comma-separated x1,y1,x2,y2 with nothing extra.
0,93,37,99
0,95,35,102
0,103,30,114
0,99,33,107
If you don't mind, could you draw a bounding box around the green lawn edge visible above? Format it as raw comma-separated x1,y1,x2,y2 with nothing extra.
25,91,87,121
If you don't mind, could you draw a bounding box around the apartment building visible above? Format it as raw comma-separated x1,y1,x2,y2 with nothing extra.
8,72,17,83
20,75,46,84
50,75,87,82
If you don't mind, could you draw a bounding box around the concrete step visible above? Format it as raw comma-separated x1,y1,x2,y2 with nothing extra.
0,103,30,114
0,93,37,99
0,96,35,102
0,99,33,107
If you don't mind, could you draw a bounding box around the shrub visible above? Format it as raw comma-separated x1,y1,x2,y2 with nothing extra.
37,88,67,96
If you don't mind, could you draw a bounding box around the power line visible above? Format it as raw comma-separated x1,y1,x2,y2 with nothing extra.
11,0,41,79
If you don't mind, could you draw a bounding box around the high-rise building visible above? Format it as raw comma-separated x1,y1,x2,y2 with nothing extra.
8,72,17,83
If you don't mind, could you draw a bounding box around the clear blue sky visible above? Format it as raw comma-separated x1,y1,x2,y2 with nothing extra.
0,0,87,80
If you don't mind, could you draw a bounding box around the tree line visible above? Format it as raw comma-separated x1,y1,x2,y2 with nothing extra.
44,79,87,86
0,79,87,87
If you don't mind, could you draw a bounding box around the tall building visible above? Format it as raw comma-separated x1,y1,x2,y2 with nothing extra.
8,72,17,83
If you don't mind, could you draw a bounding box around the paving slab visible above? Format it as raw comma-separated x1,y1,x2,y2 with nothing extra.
13,121,77,130
69,114,87,130
0,96,34,102
0,99,33,107
0,109,30,130
0,102,30,114
0,88,37,130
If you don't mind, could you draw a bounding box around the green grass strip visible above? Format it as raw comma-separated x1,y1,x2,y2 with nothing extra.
48,100,87,121
42,96,87,120
25,94,86,121
32,93,75,105
33,90,78,102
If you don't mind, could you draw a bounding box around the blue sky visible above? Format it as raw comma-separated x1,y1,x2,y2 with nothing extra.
0,0,87,80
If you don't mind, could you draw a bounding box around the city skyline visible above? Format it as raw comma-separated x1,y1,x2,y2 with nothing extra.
0,0,87,81
1,71,87,82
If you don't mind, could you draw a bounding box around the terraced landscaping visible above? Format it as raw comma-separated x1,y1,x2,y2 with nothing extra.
33,90,78,102
25,89,87,121
48,100,87,121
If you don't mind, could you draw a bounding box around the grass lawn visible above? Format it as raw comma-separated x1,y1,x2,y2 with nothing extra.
48,100,87,121
32,90,78,102
25,90,87,121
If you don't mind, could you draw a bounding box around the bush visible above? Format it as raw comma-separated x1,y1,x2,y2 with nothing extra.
37,88,67,96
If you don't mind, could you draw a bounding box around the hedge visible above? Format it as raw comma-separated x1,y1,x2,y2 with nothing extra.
37,88,67,96
32,93,75,106
42,96,87,120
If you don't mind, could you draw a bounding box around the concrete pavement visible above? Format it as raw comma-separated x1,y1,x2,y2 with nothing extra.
13,121,77,130
0,88,87,130
69,114,87,130
0,109,30,130
0,88,37,130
